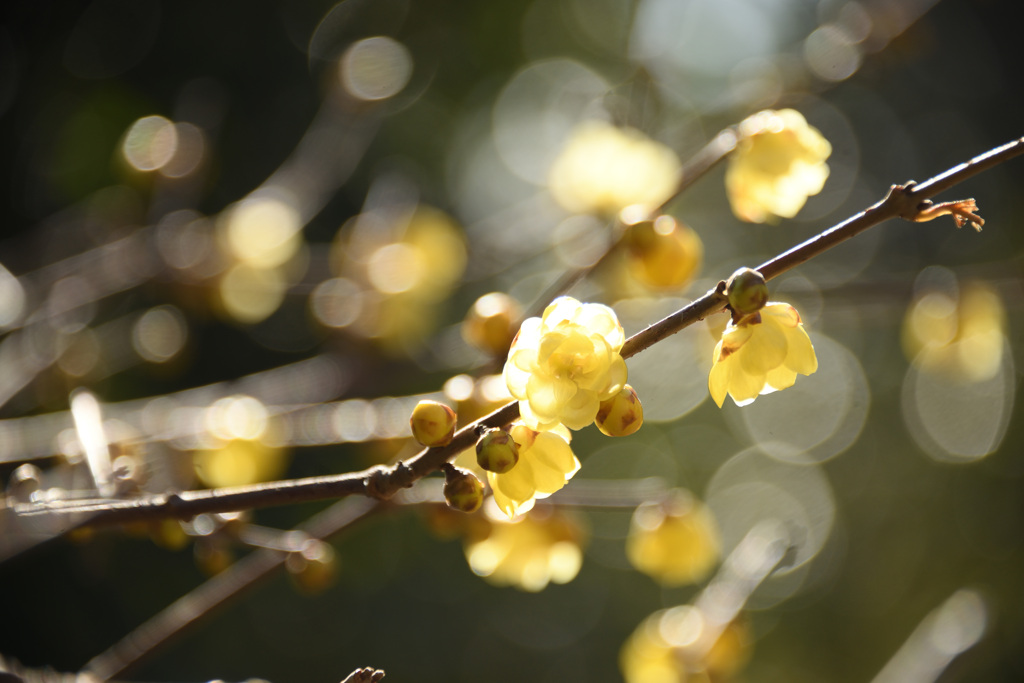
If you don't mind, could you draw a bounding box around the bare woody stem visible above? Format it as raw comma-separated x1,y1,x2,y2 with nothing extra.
13,136,1024,529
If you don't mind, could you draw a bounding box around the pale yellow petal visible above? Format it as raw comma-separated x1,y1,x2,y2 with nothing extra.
559,389,600,430
783,326,818,375
739,319,787,375
526,373,577,419
708,343,731,408
764,365,797,393
542,297,582,328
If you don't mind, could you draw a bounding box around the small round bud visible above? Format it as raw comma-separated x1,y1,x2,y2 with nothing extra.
595,385,644,437
410,400,457,447
725,267,768,317
461,292,522,355
442,463,485,513
623,215,703,290
286,539,338,594
475,428,519,473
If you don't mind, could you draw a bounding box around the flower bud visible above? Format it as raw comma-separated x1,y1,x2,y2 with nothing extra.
475,428,519,473
623,215,703,290
595,384,644,437
442,463,485,513
410,400,457,447
725,267,768,318
462,292,522,355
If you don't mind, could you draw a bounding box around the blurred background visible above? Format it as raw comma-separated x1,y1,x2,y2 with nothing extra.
1,0,1023,681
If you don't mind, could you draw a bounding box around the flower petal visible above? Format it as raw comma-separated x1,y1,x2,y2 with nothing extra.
559,389,600,430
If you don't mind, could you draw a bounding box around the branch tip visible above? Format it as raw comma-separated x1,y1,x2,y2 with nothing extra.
341,667,385,683
909,197,984,231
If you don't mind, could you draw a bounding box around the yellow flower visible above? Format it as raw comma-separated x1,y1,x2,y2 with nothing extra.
708,303,817,407
464,506,586,592
620,607,752,683
488,422,581,518
504,296,628,430
726,109,831,223
626,491,720,586
548,120,682,216
902,280,1006,382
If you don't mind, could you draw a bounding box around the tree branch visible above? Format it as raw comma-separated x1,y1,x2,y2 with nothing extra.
83,497,378,681
11,136,1024,530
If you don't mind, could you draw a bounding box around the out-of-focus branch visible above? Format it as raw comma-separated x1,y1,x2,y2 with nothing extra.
12,136,1024,529
83,497,378,681
523,125,739,323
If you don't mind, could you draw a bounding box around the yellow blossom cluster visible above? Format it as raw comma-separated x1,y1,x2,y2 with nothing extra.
726,109,831,223
620,606,752,683
709,303,817,407
463,506,586,592
626,491,721,586
902,280,1006,382
488,422,581,518
548,120,682,216
504,296,627,431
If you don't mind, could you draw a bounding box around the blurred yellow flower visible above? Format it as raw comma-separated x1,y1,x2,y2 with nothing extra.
626,491,720,586
193,438,289,488
488,422,581,518
327,205,467,352
726,109,831,223
504,296,627,430
902,280,1006,382
549,120,682,216
620,607,752,683
623,214,703,291
464,506,586,592
708,303,817,407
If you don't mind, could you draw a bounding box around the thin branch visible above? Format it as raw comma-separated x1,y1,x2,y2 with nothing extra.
522,125,739,324
83,497,378,681
12,136,1024,529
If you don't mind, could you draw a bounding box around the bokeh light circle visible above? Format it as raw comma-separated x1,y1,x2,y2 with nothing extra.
613,297,712,422
310,277,364,328
339,36,413,101
122,115,178,171
901,337,1015,464
737,334,869,464
133,305,187,363
706,446,836,583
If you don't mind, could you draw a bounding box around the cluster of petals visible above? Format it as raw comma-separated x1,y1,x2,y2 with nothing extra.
504,296,627,431
725,109,831,223
464,506,585,592
901,280,1006,382
489,422,580,518
548,119,682,216
709,303,818,407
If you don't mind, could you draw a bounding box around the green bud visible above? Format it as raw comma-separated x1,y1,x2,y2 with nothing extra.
475,428,519,473
725,267,768,317
410,400,458,447
442,464,485,513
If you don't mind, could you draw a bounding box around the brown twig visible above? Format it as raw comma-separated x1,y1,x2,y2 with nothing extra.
521,125,739,324
12,136,1024,530
83,497,378,681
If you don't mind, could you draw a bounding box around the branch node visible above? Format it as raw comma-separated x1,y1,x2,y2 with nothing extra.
164,493,192,521
364,461,417,500
364,466,392,500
